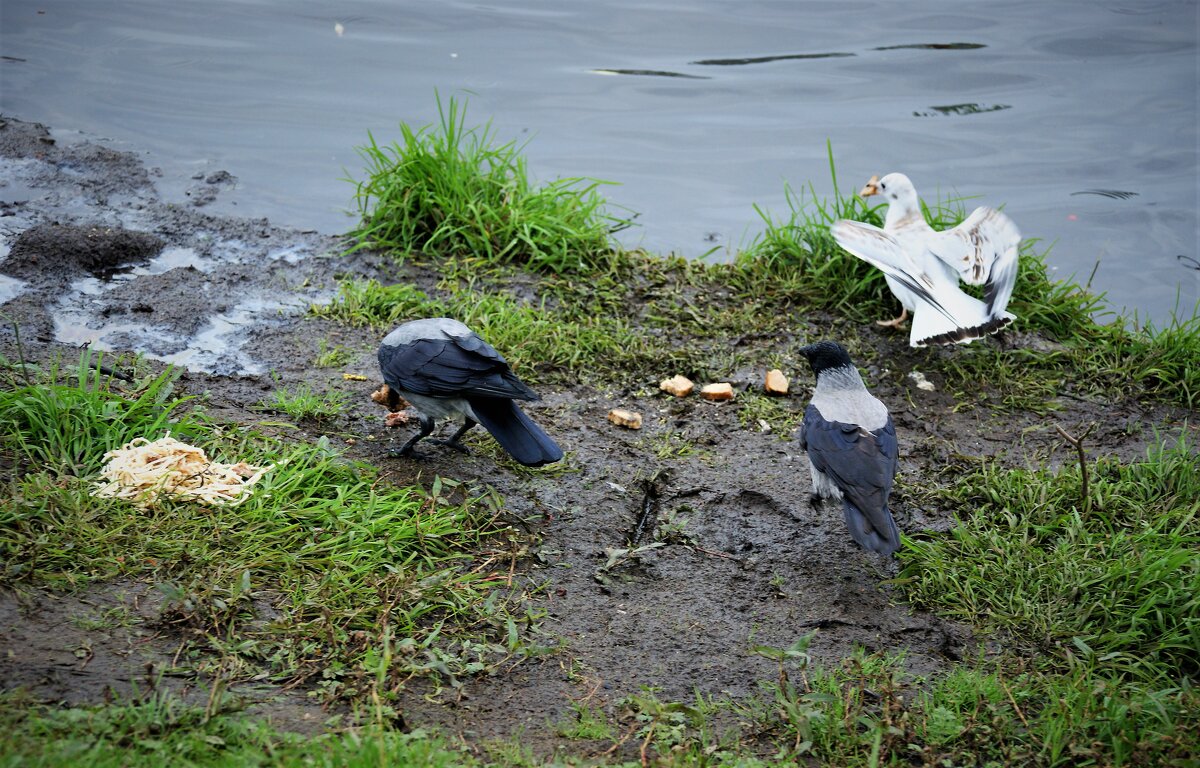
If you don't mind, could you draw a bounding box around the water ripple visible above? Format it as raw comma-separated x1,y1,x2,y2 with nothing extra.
874,42,986,51
914,103,1012,117
691,52,855,66
1070,189,1140,199
590,68,709,79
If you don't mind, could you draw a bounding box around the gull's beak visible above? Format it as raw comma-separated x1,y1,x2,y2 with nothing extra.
859,175,881,197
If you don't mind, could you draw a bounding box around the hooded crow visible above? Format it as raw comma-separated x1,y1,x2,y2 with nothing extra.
797,341,901,556
831,172,1020,347
378,318,564,467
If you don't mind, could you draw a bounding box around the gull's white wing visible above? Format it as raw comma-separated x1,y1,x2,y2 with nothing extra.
832,219,1006,347
832,219,956,325
928,206,1021,316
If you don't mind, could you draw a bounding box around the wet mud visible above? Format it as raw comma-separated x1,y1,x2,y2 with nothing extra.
1,116,1192,756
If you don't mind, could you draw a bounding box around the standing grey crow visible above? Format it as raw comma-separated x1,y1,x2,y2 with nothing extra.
797,341,901,556
378,318,564,467
831,172,1020,347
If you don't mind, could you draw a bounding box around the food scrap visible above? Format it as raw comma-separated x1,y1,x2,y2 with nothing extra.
92,434,273,508
764,369,789,395
659,374,694,398
700,382,735,401
607,408,643,429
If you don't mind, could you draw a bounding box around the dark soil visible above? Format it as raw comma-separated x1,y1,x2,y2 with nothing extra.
1,115,1191,757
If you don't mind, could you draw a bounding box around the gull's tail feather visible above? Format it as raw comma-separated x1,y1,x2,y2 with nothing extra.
910,294,1015,347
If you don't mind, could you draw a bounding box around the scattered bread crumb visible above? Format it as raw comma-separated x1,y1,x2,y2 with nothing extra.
342,373,368,381
371,384,410,411
764,369,789,395
700,382,735,401
659,374,694,397
385,410,412,427
607,408,643,429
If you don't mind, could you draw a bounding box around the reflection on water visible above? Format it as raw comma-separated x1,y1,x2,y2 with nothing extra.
590,69,710,79
914,103,1012,117
0,0,1195,322
1071,190,1139,200
873,43,987,51
692,52,855,66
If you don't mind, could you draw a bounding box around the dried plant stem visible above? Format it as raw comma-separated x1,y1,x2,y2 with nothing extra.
1055,423,1095,514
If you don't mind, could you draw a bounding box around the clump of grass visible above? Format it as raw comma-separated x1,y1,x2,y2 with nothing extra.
348,94,627,273
0,690,482,768
0,351,205,476
312,339,355,369
555,702,614,741
255,377,349,422
901,436,1200,680
0,689,280,767
735,146,891,323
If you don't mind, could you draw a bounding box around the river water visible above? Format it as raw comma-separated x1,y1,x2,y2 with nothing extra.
1,0,1197,323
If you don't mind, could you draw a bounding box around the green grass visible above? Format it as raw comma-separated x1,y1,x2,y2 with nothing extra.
0,351,541,704
555,702,615,741
312,340,355,369
347,94,628,273
726,648,1199,767
255,377,350,422
0,690,483,768
899,436,1200,681
0,351,205,476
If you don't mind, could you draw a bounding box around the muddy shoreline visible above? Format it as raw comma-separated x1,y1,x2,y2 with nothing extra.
1,115,1191,757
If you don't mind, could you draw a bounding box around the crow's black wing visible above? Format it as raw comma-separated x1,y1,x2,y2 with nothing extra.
379,332,538,400
801,404,898,541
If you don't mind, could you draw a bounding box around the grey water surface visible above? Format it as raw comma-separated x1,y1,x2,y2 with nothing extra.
1,0,1197,323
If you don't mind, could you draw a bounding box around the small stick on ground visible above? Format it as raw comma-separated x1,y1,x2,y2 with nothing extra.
690,544,737,560
998,670,1031,730
1055,423,1095,515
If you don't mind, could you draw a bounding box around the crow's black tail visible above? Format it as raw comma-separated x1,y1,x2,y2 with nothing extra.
842,500,901,556
469,398,564,467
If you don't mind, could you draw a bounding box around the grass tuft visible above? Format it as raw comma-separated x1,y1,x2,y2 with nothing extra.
348,94,628,273
901,436,1200,680
0,351,204,476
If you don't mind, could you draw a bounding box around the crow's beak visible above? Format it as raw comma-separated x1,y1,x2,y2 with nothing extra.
859,175,881,197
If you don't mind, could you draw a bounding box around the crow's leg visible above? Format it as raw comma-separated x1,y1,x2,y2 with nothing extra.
432,419,476,454
393,414,436,458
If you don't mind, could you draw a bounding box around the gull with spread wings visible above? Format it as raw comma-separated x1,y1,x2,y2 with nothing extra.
831,172,1021,347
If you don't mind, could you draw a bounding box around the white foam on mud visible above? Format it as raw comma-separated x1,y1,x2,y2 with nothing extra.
0,274,27,305
53,295,308,376
129,246,215,275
